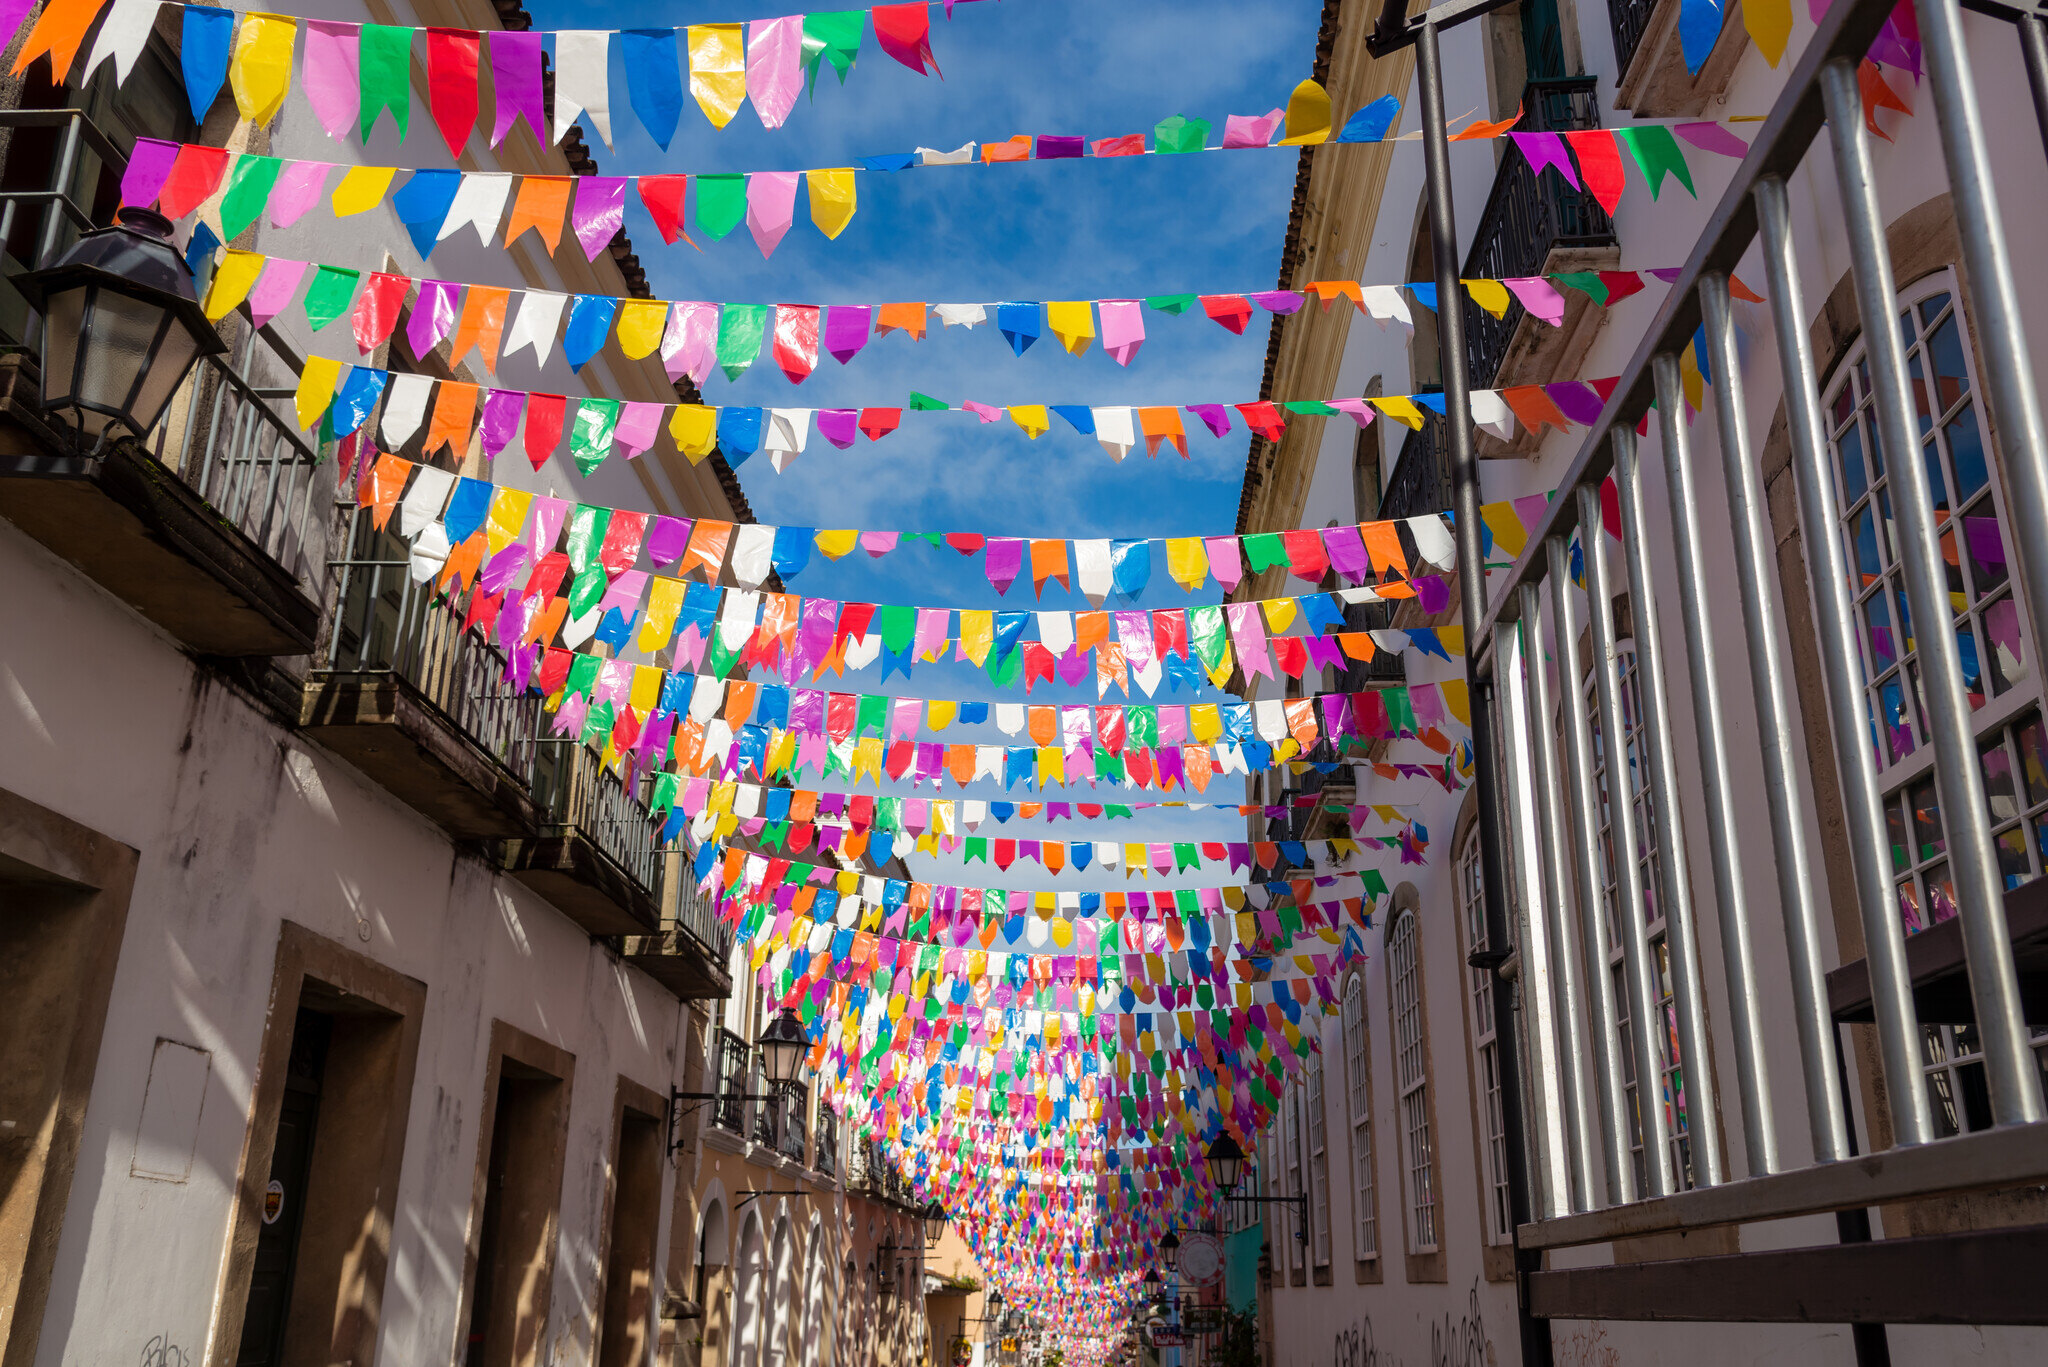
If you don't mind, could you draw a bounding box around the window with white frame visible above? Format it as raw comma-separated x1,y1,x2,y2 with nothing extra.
1282,1084,1306,1274
1586,643,1694,1194
1387,908,1438,1252
1306,1048,1332,1266
1341,973,1378,1260
1459,828,1513,1244
1820,270,2048,1119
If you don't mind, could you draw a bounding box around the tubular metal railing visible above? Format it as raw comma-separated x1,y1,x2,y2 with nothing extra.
1472,0,2048,1254
318,513,543,784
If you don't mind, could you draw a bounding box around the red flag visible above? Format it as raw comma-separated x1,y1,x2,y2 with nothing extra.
425,28,480,157
773,304,820,384
1564,130,1625,216
523,392,567,469
638,174,694,247
872,3,940,75
351,271,411,352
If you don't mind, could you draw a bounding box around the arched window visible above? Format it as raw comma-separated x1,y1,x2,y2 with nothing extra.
1386,908,1437,1253
1340,972,1378,1261
1822,269,2048,1127
1458,826,1512,1245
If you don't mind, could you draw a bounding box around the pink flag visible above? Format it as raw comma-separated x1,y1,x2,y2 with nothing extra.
1100,300,1145,366
1503,276,1566,326
747,17,804,129
1221,109,1284,148
746,171,800,258
661,302,719,383
303,21,361,140
267,161,334,228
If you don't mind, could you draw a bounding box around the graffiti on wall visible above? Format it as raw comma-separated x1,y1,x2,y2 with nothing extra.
1333,1315,1401,1367
1554,1320,1621,1367
1430,1280,1490,1367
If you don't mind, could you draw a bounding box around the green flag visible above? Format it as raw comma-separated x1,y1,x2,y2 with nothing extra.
1154,115,1211,154
717,303,768,380
1617,125,1695,200
359,25,413,142
801,11,865,92
695,173,746,238
302,265,359,332
570,397,622,476
220,155,282,241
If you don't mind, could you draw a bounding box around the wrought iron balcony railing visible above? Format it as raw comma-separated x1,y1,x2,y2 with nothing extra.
1608,0,1658,87
318,513,544,785
529,738,664,896
713,1028,749,1133
775,1080,810,1163
815,1107,839,1177
1459,78,1615,389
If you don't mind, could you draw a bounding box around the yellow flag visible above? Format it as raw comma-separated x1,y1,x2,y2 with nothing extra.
1009,405,1050,439
1463,278,1513,319
294,356,343,430
687,24,747,128
331,165,397,217
1045,301,1095,355
1746,0,1791,65
630,665,664,716
807,169,858,239
669,404,718,460
1165,537,1209,590
815,528,861,560
1480,502,1529,557
927,700,957,730
615,300,668,359
958,610,993,665
1370,395,1426,429
1279,78,1332,145
1260,597,1297,634
1680,339,1706,413
230,14,296,125
1189,703,1223,743
638,577,687,652
203,249,266,320
485,488,533,555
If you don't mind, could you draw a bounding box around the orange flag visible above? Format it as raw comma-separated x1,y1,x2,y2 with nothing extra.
365,454,411,531
424,381,478,456
13,0,112,78
1029,539,1070,597
449,286,510,372
874,302,927,340
503,176,571,254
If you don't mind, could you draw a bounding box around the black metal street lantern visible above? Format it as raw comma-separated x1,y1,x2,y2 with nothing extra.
1204,1133,1248,1194
921,1199,948,1247
1142,1267,1161,1292
1161,1230,1180,1258
13,205,224,445
755,1006,810,1084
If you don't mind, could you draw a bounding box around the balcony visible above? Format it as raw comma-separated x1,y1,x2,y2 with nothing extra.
301,514,544,842
497,739,663,936
712,1028,750,1133
773,1080,810,1164
849,1136,921,1210
1459,79,1617,454
815,1108,839,1178
0,113,325,656
1608,0,1748,118
621,874,735,1000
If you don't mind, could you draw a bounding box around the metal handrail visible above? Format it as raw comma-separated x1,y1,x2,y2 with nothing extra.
530,738,663,894
1473,0,2048,1248
713,1028,749,1132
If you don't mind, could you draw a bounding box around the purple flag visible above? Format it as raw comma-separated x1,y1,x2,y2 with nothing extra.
408,280,460,358
489,30,544,147
121,139,181,208
645,516,691,566
825,305,872,363
1510,131,1579,189
479,388,524,458
985,538,1024,595
571,176,627,261
817,409,860,449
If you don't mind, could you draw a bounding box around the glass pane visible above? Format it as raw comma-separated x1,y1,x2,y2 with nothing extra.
1956,620,1984,709
1879,674,1915,763
1993,826,2031,891
1831,381,1856,435
1849,505,1885,587
1865,592,1897,670
1984,736,2021,823
1898,877,1925,935
1919,292,1952,328
1927,312,1972,417
1909,349,1934,436
1923,436,1950,517
1927,862,1959,925
1948,402,1989,503
1887,793,1911,873
1985,596,2027,697
1837,420,1870,503
2018,716,2048,807
1911,778,1943,862
1940,525,1969,611
1962,499,2010,594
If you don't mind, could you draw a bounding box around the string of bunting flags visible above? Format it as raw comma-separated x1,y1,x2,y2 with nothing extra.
13,0,977,144
128,96,1779,262
194,235,1729,375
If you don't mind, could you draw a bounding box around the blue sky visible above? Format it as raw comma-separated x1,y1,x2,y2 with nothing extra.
525,0,1327,878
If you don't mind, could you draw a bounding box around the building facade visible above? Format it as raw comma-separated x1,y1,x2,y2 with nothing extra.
1234,0,2048,1363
